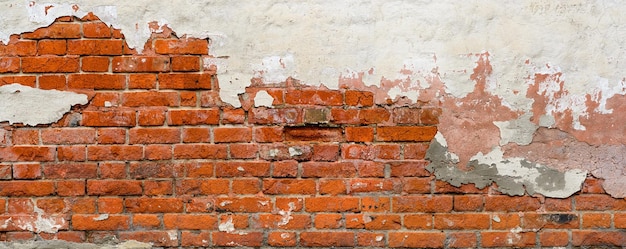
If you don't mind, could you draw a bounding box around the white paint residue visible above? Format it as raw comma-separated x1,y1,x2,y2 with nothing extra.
492,215,501,223
493,113,537,146
280,233,290,239
219,201,232,207
375,235,383,242
277,202,295,226
167,230,177,241
93,214,109,221
254,90,274,107
253,54,295,84
236,166,245,172
0,84,88,126
288,147,302,157
218,217,235,233
434,132,459,163
13,206,65,234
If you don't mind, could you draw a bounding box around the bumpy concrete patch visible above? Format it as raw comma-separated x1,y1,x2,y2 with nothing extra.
426,132,587,198
0,84,88,126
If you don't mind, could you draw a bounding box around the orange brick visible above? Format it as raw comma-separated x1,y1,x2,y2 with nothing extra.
39,74,66,90
22,56,79,73
434,213,490,230
72,214,130,230
392,195,453,213
305,197,359,212
129,127,180,144
87,180,142,196
285,90,343,106
376,126,438,142
214,127,252,143
68,74,125,89
388,232,446,248
138,108,166,126
300,232,354,247
481,231,536,248
173,144,227,159
112,56,170,72
167,109,219,125
163,214,217,229
345,126,374,142
159,73,211,89
215,161,270,177
22,23,81,39
253,126,283,142
345,90,374,106
154,38,208,54
263,179,316,195
43,163,97,179
171,56,200,71
82,110,135,127
125,198,184,213
37,40,66,55
314,213,342,229
81,56,109,72
67,40,123,55
82,21,112,38
129,74,156,89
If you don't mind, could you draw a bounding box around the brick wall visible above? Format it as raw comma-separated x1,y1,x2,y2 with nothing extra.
0,15,622,248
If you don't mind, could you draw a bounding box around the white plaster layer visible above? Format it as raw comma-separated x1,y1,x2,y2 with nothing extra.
1,0,623,112
253,90,274,107
0,84,88,126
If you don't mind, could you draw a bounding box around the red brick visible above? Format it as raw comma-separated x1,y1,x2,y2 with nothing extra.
215,197,272,213
229,143,258,159
181,231,211,247
0,76,36,87
37,198,66,213
435,181,487,194
184,161,214,177
144,144,173,160
125,198,184,213
345,90,374,106
97,128,126,144
0,164,10,180
0,40,36,56
582,213,611,228
82,110,136,127
302,162,356,178
311,143,339,161
285,90,343,106
360,197,390,212
523,213,579,230
253,126,283,142
356,161,385,177
263,179,316,195
301,232,354,247
180,91,197,106
144,180,173,196
393,107,420,124
221,108,244,124
284,127,343,142
0,57,19,73
392,195,453,213
154,38,208,54
214,127,252,143
404,214,433,229
129,74,156,89
40,231,85,243
57,180,86,196
345,126,374,142
118,231,178,247
87,145,142,160
11,129,38,145
388,160,431,177
176,179,229,195
81,56,109,72
112,56,170,72
182,127,210,143
43,163,97,179
319,179,347,195
453,195,483,211
212,232,264,247
5,231,36,241
41,128,95,144
215,161,270,177
357,232,386,247
171,56,200,71
447,232,478,248
349,178,396,193
163,214,217,230
404,143,429,159
388,232,445,248
0,146,55,162
377,126,438,142
254,214,311,229
434,213,490,230
268,232,297,247
132,214,160,229
167,109,219,125
575,194,626,210
129,127,180,144
138,108,166,126
37,39,66,55
82,22,112,38
305,197,359,212
481,231,536,248
232,178,261,194
485,196,541,211
22,23,81,39
66,197,96,213
8,198,34,213
39,75,66,90
91,92,121,107
572,231,626,246
22,56,79,73
99,162,126,179
97,198,124,214
159,73,211,89
402,177,431,194
72,214,130,230
173,144,227,159
129,162,180,179
359,108,391,124
87,180,142,196
250,108,302,125
272,160,298,178
330,108,359,124
68,74,125,89
67,40,123,55
540,231,569,247
373,144,401,159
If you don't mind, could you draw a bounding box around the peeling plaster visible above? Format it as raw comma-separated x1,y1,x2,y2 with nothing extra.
0,84,87,126
253,90,274,107
426,132,587,198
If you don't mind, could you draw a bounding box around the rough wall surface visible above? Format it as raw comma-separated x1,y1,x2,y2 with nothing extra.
0,0,625,248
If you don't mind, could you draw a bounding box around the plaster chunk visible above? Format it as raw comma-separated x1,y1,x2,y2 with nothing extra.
426,132,587,198
254,90,274,107
0,84,88,126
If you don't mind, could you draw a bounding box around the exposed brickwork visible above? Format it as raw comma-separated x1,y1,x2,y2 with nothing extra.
0,15,621,248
